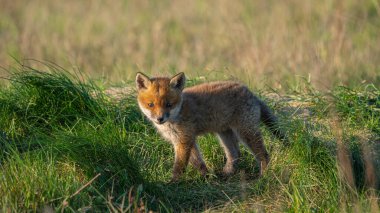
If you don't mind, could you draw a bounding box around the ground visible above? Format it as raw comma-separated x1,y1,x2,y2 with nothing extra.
0,67,378,212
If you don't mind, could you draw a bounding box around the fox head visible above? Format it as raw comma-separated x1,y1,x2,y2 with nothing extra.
136,72,186,124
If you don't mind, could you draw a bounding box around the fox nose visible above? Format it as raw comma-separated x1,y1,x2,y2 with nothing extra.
157,117,164,123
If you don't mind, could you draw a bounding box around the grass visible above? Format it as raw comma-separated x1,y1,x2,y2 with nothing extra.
0,64,378,212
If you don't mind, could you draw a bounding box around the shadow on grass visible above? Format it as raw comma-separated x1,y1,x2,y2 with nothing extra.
347,135,380,191
146,171,262,211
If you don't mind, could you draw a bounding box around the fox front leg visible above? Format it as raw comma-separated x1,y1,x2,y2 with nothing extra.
171,141,193,182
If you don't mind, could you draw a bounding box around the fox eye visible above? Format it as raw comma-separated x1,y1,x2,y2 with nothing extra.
148,103,154,107
166,102,172,108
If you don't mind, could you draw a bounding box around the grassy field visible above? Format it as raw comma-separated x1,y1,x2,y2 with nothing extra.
0,63,378,212
0,0,379,212
1,0,380,89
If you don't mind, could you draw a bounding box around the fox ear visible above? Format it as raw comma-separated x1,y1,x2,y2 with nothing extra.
170,72,186,91
136,72,151,91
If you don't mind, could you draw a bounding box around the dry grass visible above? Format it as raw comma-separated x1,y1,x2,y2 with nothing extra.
1,0,379,89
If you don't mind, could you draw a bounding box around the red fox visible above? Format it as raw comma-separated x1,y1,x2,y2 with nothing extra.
136,72,286,182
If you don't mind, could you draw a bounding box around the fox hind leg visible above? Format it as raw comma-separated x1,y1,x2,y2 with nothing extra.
217,129,241,175
235,128,269,176
189,144,208,177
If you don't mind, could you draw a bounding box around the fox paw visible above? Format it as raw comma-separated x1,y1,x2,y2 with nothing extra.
199,164,208,177
168,177,179,184
222,165,236,176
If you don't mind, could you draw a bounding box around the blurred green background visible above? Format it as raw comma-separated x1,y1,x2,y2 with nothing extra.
1,0,379,88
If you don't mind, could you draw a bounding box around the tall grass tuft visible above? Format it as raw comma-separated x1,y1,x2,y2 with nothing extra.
0,63,107,137
0,64,149,211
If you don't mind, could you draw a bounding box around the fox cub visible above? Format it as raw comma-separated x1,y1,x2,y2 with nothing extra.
136,72,286,182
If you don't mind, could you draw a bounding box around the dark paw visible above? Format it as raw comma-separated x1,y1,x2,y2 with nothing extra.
222,166,236,176
215,170,233,181
167,175,180,184
200,166,209,177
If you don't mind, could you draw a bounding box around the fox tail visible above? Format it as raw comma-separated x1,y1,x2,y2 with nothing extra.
259,100,288,144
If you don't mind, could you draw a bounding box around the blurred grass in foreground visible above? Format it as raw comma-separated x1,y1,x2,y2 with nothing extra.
1,0,379,89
